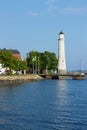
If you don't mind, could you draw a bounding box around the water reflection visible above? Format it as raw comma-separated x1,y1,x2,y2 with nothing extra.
57,80,68,107
53,80,69,130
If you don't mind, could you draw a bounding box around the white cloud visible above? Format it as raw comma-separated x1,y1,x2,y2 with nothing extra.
48,5,57,12
46,0,57,4
63,7,87,15
46,0,57,12
27,11,40,17
45,0,87,15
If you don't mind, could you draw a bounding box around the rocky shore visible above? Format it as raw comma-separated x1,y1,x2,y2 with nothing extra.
0,74,43,83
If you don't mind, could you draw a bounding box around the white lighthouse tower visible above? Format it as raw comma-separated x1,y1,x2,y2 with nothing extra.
58,31,66,74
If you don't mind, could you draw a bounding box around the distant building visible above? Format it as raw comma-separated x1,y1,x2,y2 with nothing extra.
0,48,22,74
10,49,21,60
0,63,6,74
1,48,21,60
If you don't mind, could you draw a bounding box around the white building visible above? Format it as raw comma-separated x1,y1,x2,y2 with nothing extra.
0,63,6,74
58,31,66,74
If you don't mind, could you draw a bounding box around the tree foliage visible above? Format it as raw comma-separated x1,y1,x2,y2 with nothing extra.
26,50,58,73
0,50,27,74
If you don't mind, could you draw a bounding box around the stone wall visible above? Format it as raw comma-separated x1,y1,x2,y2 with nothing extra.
0,74,42,83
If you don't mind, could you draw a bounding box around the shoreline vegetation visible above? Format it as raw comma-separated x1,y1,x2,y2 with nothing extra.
0,74,43,83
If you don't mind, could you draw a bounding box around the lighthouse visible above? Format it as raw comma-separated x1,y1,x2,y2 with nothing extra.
58,31,66,74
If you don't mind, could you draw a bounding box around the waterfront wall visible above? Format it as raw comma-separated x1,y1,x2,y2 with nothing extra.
0,74,43,83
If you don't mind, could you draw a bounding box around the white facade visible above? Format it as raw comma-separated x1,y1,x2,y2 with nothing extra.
0,63,6,74
58,31,66,74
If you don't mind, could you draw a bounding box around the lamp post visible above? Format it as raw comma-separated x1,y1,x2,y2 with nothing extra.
32,56,37,74
37,56,40,74
32,60,34,74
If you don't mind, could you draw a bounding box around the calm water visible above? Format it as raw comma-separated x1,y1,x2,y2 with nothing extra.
0,78,87,130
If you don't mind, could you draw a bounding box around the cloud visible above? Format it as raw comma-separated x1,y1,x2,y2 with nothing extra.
27,11,40,17
46,0,57,12
48,5,57,12
63,7,87,15
45,0,87,15
46,0,57,4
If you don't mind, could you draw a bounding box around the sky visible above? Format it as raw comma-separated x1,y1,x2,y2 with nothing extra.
0,0,87,70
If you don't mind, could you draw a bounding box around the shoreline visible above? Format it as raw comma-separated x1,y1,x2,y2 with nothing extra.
0,74,43,83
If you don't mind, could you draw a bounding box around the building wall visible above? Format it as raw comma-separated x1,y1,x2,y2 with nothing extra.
12,54,21,60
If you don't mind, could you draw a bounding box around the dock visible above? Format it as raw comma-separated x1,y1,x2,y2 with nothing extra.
39,73,85,80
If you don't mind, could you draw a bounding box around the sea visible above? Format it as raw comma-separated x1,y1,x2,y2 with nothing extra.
0,78,87,130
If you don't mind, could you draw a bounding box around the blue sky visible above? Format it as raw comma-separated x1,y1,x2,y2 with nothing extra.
0,0,87,70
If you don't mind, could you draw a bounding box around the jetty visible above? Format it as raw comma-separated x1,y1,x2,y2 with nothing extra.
39,73,85,80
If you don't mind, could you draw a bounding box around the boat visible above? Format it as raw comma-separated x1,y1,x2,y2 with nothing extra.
72,73,85,80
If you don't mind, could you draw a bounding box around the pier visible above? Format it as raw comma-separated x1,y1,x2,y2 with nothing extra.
39,73,85,80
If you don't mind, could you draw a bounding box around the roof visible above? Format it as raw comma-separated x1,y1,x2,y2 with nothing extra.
1,48,20,54
9,49,20,54
59,31,64,35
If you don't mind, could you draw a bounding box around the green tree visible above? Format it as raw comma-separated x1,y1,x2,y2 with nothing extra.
0,50,15,72
26,50,58,74
38,52,49,72
44,51,58,70
26,51,39,73
18,60,27,71
0,50,27,74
